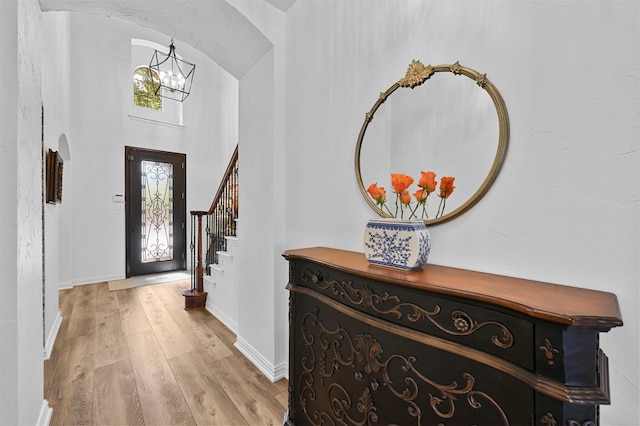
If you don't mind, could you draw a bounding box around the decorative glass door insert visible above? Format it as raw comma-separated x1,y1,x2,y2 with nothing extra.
125,146,186,277
141,160,174,263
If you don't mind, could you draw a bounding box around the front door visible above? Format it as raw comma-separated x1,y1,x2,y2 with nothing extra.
125,146,187,277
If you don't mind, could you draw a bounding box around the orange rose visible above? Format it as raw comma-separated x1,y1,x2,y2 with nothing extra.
413,189,427,203
439,176,456,199
391,173,414,193
366,183,387,205
400,190,412,205
418,171,437,193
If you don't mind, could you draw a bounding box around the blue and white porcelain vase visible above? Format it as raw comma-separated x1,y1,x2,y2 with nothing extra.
363,219,431,271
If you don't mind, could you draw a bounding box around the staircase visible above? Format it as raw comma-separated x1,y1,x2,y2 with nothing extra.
186,145,239,333
203,233,239,334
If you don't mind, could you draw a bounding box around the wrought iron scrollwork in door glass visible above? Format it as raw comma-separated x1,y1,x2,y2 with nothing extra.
141,160,174,263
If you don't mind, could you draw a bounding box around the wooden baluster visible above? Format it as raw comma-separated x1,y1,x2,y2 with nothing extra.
183,210,208,310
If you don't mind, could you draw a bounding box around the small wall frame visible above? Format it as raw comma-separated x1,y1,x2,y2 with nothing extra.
46,148,63,204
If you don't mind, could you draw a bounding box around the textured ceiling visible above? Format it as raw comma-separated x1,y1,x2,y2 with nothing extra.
38,0,274,78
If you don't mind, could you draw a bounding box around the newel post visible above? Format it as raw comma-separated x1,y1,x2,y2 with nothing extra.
183,210,208,310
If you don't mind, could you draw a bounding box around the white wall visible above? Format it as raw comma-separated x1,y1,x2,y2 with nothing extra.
237,48,281,377
0,3,21,424
41,11,71,358
228,0,289,381
0,0,47,423
51,13,238,286
282,1,639,424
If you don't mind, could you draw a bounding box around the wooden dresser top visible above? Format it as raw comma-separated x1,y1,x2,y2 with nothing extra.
283,247,623,329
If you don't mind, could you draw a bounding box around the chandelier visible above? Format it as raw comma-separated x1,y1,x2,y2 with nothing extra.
149,38,195,102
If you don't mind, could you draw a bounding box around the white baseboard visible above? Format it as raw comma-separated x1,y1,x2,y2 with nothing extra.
58,281,73,290
205,302,239,335
36,400,52,426
72,274,123,286
274,361,288,381
43,311,63,360
234,335,288,383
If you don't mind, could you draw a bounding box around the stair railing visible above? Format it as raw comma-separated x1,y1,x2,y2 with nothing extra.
184,145,238,310
205,144,238,269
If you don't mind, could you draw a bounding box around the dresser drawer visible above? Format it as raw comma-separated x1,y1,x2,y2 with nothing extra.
291,260,534,370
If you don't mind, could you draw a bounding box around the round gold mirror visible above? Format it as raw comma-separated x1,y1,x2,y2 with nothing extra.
355,60,509,225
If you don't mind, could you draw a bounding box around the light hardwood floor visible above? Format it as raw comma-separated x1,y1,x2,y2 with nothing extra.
44,279,288,426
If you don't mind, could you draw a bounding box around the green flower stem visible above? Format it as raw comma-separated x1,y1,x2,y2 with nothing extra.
394,193,401,219
382,203,394,217
409,202,420,219
436,197,449,218
436,197,444,218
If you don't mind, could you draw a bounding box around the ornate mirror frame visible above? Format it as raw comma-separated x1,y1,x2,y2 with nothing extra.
355,60,509,225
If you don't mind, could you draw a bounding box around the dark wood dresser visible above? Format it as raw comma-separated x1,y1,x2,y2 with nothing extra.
283,247,622,426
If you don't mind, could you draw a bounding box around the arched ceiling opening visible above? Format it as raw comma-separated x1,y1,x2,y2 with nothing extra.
38,0,273,79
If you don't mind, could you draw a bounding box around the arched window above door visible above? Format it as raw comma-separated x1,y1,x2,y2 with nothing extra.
133,66,162,111
130,39,183,126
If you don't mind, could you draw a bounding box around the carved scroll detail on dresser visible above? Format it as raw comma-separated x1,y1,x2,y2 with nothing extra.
539,338,561,366
299,309,508,425
301,267,514,349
